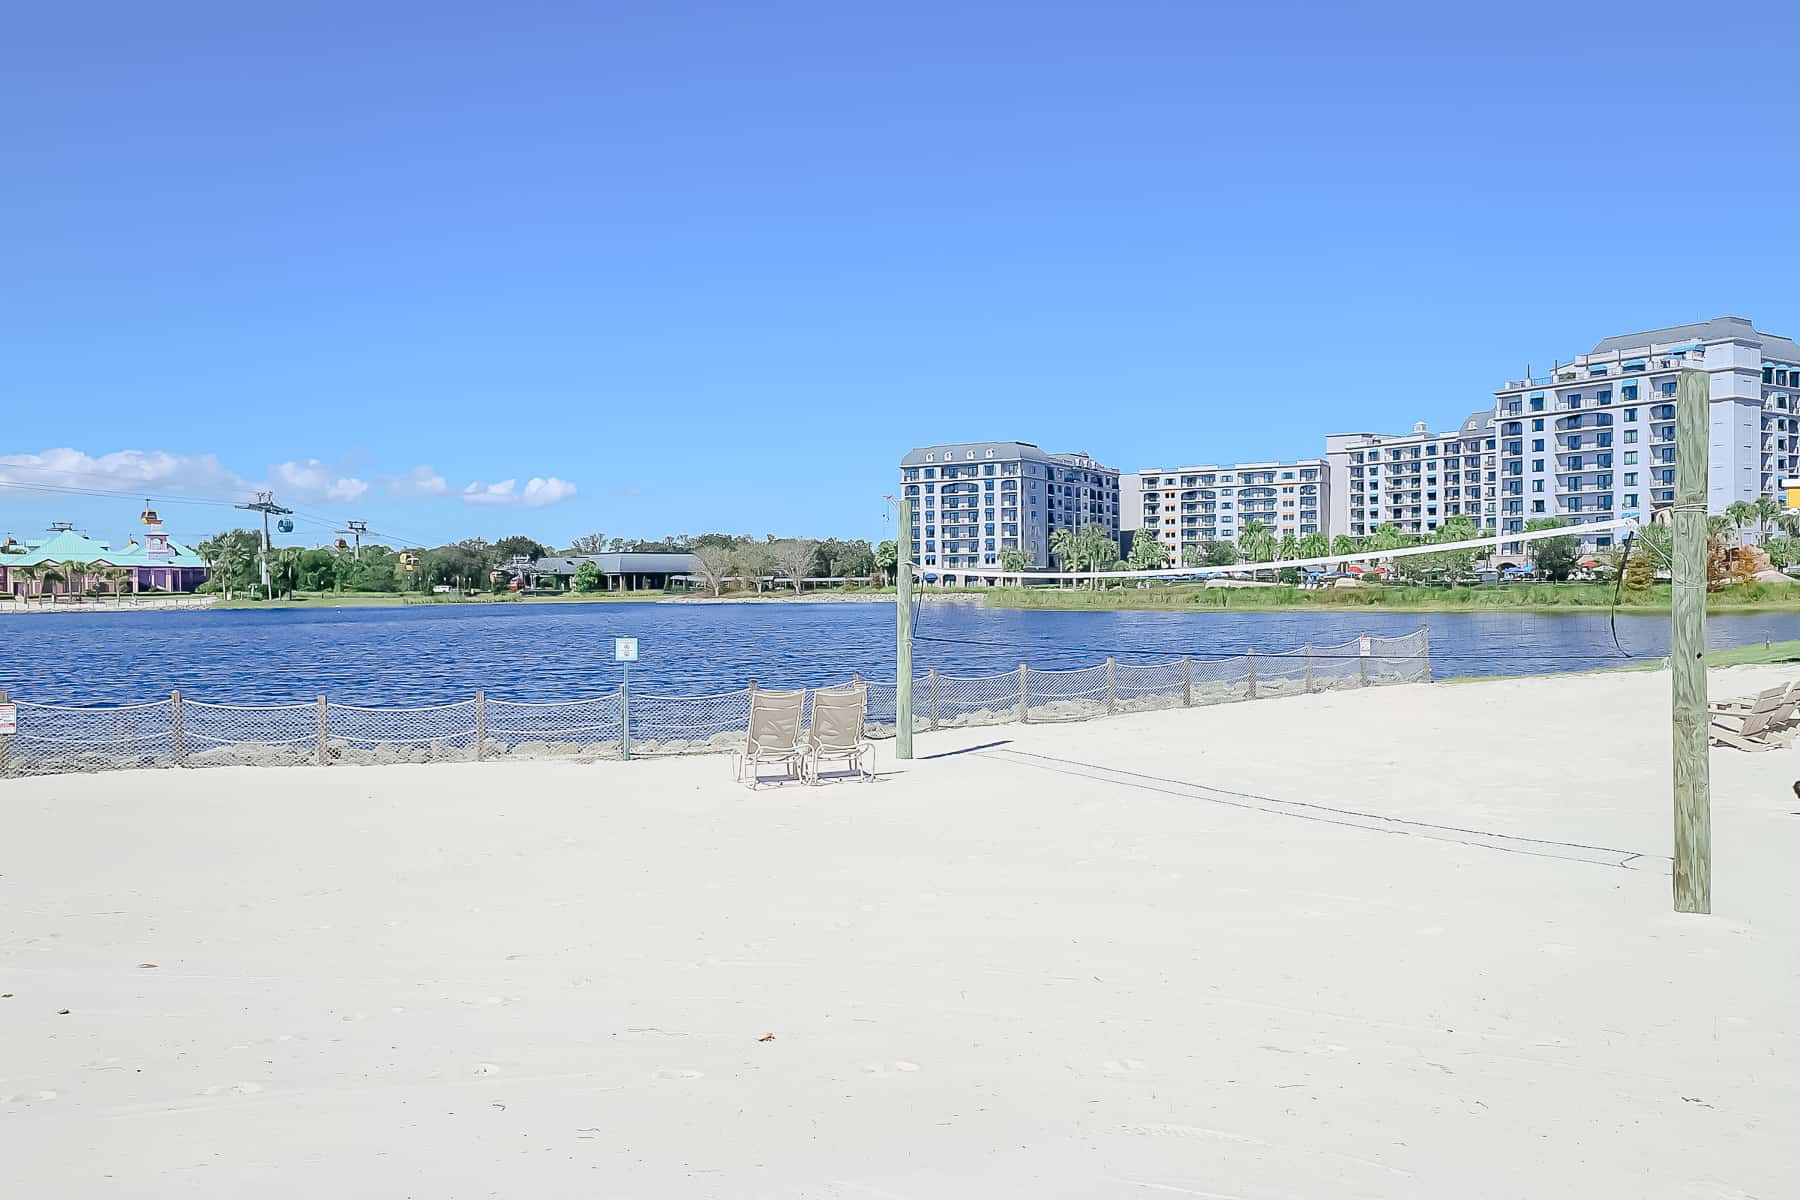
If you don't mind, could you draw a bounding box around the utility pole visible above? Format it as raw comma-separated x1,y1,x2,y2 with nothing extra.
1671,369,1711,914
235,491,293,593
896,497,914,760
336,519,368,560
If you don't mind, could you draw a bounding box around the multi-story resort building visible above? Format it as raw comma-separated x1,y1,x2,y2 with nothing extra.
1492,316,1800,549
1135,459,1328,563
1324,412,1496,540
899,442,1120,577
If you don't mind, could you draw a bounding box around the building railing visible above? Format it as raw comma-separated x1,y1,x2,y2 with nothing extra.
0,632,1430,776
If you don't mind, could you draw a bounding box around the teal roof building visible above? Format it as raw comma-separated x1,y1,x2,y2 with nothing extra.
2,519,210,596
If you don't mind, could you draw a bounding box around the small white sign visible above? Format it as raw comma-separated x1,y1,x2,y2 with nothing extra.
614,637,639,663
0,703,15,735
1359,635,1372,658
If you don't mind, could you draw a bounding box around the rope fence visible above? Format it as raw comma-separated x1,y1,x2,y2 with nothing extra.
0,630,1428,776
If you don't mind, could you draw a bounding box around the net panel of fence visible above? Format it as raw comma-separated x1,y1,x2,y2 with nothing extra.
0,629,1428,775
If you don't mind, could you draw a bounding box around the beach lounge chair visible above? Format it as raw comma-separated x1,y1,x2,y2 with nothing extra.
1711,685,1786,716
734,688,807,785
1708,687,1793,753
803,686,873,784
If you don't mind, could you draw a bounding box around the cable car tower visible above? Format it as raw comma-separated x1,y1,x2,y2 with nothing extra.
335,519,369,560
235,491,293,590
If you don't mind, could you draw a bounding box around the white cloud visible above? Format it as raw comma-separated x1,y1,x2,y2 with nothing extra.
385,465,449,498
0,447,248,496
462,476,578,508
269,458,369,503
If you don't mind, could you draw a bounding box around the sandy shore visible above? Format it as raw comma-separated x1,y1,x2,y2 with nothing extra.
5,665,1797,1198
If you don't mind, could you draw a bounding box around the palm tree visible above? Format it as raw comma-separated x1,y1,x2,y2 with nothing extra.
1238,522,1276,575
1298,532,1330,561
100,564,134,599
1049,527,1078,587
1330,534,1358,557
59,559,92,596
1724,500,1755,543
1753,495,1782,540
1778,510,1800,539
272,547,304,599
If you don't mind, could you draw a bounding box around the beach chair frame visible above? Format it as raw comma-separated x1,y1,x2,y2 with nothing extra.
733,688,808,785
803,686,873,784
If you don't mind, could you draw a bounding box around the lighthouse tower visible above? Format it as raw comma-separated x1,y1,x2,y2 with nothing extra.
142,501,173,560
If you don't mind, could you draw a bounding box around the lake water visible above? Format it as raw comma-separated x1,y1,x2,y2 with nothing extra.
2,601,1795,706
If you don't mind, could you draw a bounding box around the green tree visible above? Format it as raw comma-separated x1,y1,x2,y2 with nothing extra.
573,560,602,593
1238,521,1276,565
1127,529,1164,571
1298,532,1329,561
1180,543,1203,568
998,546,1030,575
1078,523,1117,588
1049,527,1078,582
493,535,550,567
1753,495,1782,539
1724,500,1755,542
1330,534,1358,559
1523,516,1580,581
1202,540,1238,567
1276,532,1300,563
812,537,876,582
270,547,305,598
875,540,899,585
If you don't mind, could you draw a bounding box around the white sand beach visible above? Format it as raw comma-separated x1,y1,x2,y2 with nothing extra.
4,665,1798,1198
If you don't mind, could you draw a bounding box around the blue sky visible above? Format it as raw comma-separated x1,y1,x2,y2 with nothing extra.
4,1,1795,551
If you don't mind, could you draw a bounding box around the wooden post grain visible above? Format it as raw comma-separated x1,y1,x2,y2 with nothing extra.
1105,658,1116,714
1182,656,1192,707
1302,644,1314,693
316,695,328,766
928,667,940,731
1017,663,1029,723
1671,369,1711,914
1245,648,1258,700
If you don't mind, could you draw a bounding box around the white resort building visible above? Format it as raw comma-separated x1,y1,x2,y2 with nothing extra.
1324,412,1497,540
899,442,1120,577
1134,460,1328,563
1492,316,1800,549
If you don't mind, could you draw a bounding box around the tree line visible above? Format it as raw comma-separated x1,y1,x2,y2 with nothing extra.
193,529,895,599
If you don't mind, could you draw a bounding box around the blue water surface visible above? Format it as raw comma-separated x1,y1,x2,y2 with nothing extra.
1,601,1794,705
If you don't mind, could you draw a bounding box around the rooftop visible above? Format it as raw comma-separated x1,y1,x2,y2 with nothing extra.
1590,315,1800,362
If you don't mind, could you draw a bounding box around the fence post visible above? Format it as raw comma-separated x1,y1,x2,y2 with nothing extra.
474,690,486,761
1181,656,1192,707
1017,663,1029,723
928,667,940,731
1302,645,1314,693
0,688,10,777
1246,648,1258,700
1359,634,1370,688
1105,658,1116,714
1420,627,1431,682
316,695,328,766
171,690,186,766
620,684,631,761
